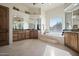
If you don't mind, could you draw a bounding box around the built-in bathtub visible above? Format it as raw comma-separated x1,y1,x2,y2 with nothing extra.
44,32,64,44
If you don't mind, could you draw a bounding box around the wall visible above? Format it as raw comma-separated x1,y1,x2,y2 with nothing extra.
65,12,72,29
40,8,46,34
44,5,65,44
64,3,79,29
72,9,79,28
45,5,65,30
0,3,30,47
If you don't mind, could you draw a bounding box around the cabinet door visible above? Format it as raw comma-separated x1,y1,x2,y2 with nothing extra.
26,30,29,39
30,30,34,39
70,33,78,50
64,32,71,46
13,32,18,41
33,30,38,39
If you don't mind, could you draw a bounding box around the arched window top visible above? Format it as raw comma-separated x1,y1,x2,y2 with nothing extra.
49,16,62,32
50,16,62,27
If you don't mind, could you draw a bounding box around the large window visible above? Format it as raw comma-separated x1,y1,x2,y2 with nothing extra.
49,16,62,32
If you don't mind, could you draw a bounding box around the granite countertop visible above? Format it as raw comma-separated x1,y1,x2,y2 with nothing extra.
13,29,38,31
63,29,79,33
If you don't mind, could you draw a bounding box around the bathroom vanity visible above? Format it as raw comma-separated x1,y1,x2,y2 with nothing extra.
64,30,79,53
13,29,38,41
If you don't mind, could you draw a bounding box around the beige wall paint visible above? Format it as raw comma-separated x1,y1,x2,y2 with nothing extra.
40,8,46,34
41,5,65,44
45,5,65,30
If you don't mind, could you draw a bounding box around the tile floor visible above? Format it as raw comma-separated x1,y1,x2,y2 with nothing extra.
0,39,79,56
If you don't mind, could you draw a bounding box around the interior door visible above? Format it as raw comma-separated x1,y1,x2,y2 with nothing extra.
0,5,9,46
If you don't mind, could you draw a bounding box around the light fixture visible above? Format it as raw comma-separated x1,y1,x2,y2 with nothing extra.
33,3,36,5
32,3,44,5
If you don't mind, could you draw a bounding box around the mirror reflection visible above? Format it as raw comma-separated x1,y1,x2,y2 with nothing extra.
13,17,24,30
12,10,41,30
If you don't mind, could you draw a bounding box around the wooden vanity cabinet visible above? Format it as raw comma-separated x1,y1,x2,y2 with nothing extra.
64,32,71,46
33,30,38,39
64,32,79,53
13,32,18,41
71,33,78,50
25,30,30,39
13,29,38,41
30,30,38,39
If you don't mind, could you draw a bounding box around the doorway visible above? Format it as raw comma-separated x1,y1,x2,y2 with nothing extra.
0,5,9,46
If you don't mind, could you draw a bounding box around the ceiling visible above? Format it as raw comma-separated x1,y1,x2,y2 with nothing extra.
22,3,64,11
64,3,79,12
10,3,64,15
